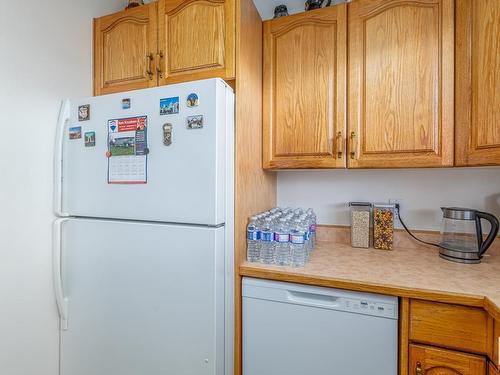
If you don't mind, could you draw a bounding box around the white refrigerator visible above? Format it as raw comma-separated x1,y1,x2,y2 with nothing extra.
53,78,234,375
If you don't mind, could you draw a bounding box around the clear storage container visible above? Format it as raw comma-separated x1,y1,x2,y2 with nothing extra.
373,204,395,250
349,202,372,248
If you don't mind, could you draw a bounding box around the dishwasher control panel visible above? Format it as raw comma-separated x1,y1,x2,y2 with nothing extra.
342,298,397,319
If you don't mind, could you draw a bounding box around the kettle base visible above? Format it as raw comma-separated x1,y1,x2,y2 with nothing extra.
439,251,482,264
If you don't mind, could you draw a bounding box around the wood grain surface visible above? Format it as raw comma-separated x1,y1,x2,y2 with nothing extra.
410,299,491,355
158,0,235,84
348,0,454,168
94,4,158,95
456,0,500,166
263,6,347,169
234,0,277,373
409,344,487,375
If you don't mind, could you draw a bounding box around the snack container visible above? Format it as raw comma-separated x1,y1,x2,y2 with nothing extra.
373,203,395,250
349,202,372,248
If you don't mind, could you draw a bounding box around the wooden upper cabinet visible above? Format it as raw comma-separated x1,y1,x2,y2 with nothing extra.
157,0,235,85
263,6,347,169
94,3,158,96
410,344,487,375
348,0,455,168
456,0,500,166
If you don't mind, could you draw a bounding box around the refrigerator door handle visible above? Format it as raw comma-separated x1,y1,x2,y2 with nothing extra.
53,218,69,330
54,99,70,217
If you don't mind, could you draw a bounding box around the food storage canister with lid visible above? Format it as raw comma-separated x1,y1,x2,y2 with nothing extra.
349,202,372,248
373,203,396,250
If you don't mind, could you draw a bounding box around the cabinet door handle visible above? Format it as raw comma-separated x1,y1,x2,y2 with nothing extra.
156,51,164,78
336,131,344,159
416,361,423,375
146,53,154,80
350,132,357,159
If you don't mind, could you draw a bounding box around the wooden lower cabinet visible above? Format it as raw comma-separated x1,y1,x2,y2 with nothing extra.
490,363,500,375
410,344,487,375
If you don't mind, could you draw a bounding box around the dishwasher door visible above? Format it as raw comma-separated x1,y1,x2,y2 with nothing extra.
242,278,398,375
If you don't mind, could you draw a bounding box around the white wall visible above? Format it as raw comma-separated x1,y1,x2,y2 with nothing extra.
0,1,123,374
278,168,500,231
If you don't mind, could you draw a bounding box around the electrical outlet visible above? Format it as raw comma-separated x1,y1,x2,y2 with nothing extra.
389,199,402,219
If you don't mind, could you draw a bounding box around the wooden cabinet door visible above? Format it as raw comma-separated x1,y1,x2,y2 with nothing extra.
157,0,235,85
490,363,500,375
410,344,487,375
94,4,158,96
262,6,347,169
456,0,500,166
348,0,454,168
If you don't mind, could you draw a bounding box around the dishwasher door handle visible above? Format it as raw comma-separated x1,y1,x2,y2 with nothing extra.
286,290,340,309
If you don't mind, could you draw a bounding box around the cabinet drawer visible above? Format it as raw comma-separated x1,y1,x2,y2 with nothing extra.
410,300,490,354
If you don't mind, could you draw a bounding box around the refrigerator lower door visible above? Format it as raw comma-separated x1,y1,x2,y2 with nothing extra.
57,218,225,375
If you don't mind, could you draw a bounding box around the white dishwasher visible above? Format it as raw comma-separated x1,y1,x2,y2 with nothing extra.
242,278,398,375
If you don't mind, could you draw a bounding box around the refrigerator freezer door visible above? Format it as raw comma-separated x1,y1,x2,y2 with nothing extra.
59,79,232,225
58,218,225,375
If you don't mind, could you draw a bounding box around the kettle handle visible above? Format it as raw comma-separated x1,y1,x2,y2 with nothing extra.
476,211,499,257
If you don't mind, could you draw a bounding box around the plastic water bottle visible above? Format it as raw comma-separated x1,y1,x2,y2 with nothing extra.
300,215,311,257
290,219,307,267
307,209,317,249
246,216,260,262
259,217,275,264
274,218,291,266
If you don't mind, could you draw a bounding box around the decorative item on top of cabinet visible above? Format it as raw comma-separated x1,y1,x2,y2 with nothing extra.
273,4,288,18
94,3,158,96
455,0,500,166
348,0,455,168
305,0,332,11
126,0,145,9
263,5,347,169
410,344,487,375
157,0,235,85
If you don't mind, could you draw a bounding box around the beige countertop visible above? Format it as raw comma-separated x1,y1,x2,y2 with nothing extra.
240,231,500,319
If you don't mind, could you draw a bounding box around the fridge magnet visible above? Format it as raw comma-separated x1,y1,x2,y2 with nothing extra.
122,98,131,110
69,126,82,140
107,116,148,184
187,115,203,129
78,104,90,121
160,96,179,115
186,93,199,108
163,123,173,146
84,132,96,147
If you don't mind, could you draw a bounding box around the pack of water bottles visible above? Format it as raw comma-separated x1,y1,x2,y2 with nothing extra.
247,207,317,267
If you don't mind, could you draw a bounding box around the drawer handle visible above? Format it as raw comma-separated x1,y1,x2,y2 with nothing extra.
146,53,154,80
349,132,357,159
156,51,164,78
416,361,423,375
336,131,343,159
286,290,339,308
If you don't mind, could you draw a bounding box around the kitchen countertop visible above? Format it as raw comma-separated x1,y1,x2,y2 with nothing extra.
240,238,500,320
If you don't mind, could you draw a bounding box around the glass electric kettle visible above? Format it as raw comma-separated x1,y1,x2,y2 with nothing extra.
439,207,499,264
